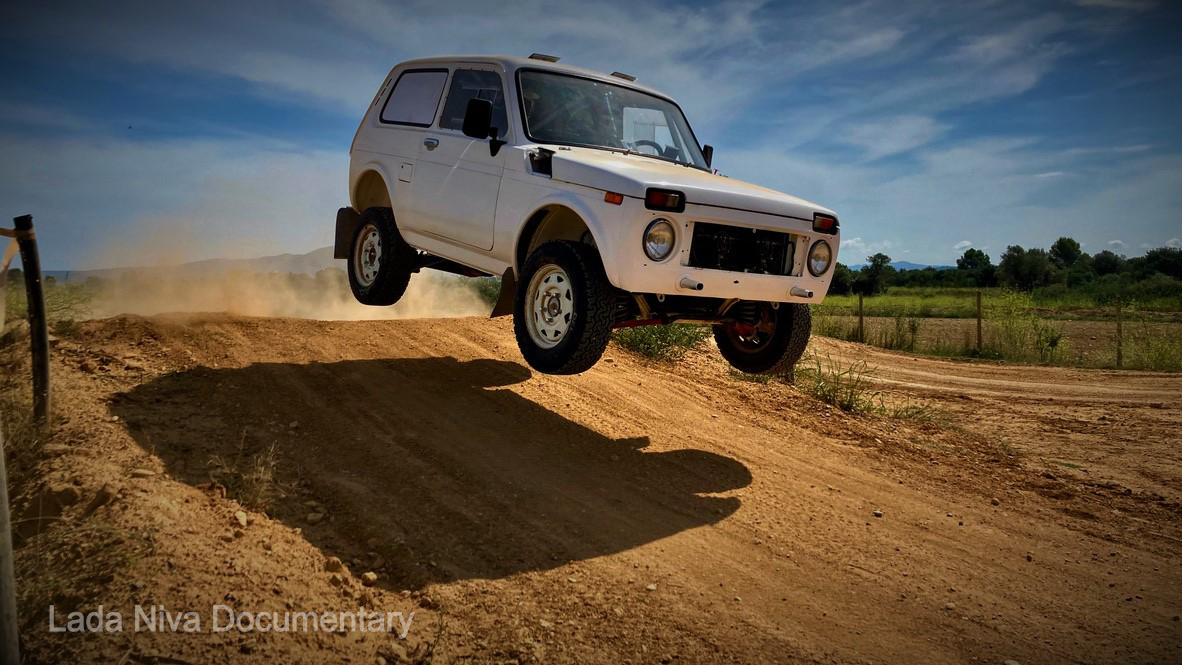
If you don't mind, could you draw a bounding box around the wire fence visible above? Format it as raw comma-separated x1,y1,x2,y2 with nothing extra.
813,290,1181,371
1,213,49,664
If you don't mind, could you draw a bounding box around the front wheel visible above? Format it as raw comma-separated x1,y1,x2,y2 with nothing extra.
714,302,811,375
513,240,614,375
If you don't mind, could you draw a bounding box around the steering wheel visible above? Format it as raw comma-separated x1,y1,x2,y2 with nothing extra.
632,140,663,155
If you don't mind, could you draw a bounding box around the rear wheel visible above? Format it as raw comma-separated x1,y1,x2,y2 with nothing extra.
513,240,614,375
714,302,811,375
347,207,415,306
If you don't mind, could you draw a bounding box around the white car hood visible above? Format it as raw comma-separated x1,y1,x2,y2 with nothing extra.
548,147,834,222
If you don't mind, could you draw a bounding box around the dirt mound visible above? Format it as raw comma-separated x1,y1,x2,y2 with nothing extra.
10,314,1182,663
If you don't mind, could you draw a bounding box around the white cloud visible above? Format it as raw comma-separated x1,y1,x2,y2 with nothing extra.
1107,240,1126,249
839,115,950,160
1035,171,1064,178
1166,238,1181,248
839,236,897,260
954,240,973,250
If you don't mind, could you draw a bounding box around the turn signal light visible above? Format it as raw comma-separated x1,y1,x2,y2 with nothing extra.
813,213,838,234
644,188,686,213
604,191,624,205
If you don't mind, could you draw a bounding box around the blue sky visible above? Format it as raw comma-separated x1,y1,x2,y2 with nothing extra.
1,0,1179,269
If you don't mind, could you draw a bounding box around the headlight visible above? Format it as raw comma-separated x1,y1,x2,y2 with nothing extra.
808,240,833,276
643,218,676,261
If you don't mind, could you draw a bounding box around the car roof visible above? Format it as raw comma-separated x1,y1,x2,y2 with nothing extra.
390,55,674,101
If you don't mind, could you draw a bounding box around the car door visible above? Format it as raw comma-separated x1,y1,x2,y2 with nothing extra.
409,67,510,251
371,68,450,227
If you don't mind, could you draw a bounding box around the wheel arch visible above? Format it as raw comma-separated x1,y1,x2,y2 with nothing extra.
337,166,397,259
513,197,616,285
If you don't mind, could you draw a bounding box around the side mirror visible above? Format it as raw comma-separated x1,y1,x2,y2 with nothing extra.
702,144,714,169
462,98,493,139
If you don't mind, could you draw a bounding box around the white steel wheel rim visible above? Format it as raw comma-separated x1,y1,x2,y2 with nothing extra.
526,264,574,349
354,224,381,287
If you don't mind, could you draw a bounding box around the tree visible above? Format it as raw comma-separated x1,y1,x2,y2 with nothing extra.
1142,247,1182,279
997,245,1053,291
855,253,894,295
829,263,854,296
1091,250,1125,276
1049,237,1083,269
956,248,991,271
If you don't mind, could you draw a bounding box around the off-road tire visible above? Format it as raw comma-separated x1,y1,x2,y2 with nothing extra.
347,207,415,306
513,240,614,375
714,303,811,376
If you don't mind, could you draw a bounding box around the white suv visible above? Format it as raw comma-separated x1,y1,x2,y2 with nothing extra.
336,54,840,375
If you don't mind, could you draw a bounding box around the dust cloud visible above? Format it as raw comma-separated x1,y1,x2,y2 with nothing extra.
83,268,492,321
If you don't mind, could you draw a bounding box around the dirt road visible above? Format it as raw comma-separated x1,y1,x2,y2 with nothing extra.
13,314,1182,663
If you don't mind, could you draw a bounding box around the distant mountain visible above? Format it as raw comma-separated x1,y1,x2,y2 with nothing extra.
847,260,955,271
49,246,339,281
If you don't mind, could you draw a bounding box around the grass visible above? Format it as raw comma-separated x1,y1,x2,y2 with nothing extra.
792,352,939,421
207,433,283,513
4,276,96,325
817,286,1181,321
815,288,1182,371
613,324,711,361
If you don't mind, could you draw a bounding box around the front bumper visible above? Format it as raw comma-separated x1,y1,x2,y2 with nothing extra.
607,202,838,304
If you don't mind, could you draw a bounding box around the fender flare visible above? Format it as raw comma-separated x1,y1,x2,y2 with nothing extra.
513,191,619,286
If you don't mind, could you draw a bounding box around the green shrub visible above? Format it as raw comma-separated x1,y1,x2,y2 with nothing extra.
613,324,711,361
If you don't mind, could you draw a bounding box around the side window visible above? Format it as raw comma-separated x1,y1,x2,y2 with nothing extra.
439,69,509,134
380,70,448,126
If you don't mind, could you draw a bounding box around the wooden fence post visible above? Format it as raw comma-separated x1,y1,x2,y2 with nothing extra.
13,215,49,427
857,293,865,343
0,413,19,665
1115,297,1123,369
976,290,983,353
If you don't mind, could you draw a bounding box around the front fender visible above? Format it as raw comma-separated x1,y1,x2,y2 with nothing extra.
515,190,627,287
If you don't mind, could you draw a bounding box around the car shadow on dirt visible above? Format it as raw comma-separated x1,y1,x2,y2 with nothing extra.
111,356,750,590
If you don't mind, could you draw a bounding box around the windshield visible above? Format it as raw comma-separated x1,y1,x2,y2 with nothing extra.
518,70,707,169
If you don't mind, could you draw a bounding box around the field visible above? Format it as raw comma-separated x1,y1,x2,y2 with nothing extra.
818,286,1182,321
3,313,1180,663
815,287,1182,371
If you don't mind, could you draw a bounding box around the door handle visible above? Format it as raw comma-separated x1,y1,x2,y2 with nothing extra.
423,138,439,151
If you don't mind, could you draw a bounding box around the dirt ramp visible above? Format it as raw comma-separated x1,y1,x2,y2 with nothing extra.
111,355,750,590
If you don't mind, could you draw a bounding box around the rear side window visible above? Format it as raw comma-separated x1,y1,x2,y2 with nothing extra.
439,69,509,134
380,70,448,126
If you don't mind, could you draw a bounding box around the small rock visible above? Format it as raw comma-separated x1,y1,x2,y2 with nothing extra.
946,512,953,518
539,619,553,628
325,557,344,573
306,512,324,525
872,509,883,518
79,360,95,373
734,596,742,602
990,497,1001,506
233,529,244,539
130,468,155,478
1026,553,1033,562
361,572,378,586
233,511,249,527
1004,660,1021,665
289,420,300,429
944,602,956,611
644,583,658,591
329,574,343,587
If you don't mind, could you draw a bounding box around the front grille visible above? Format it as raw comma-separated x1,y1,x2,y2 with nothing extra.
687,222,795,276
